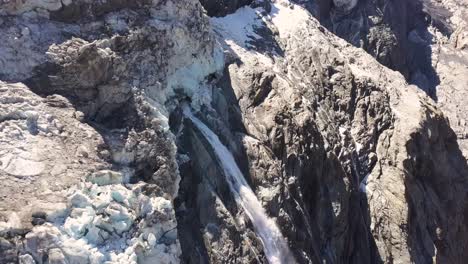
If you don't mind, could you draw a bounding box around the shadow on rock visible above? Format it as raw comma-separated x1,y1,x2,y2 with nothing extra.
302,0,451,100
403,114,468,263
172,57,386,263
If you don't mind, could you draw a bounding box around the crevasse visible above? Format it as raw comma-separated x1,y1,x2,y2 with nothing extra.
183,106,295,264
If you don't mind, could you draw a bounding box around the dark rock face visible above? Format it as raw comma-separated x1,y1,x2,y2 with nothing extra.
175,115,266,263
173,1,468,263
297,0,468,172
199,0,253,16
1,0,467,263
49,0,153,22
299,0,452,97
404,113,468,263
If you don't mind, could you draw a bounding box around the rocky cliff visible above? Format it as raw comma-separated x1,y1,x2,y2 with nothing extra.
0,0,467,264
298,0,468,158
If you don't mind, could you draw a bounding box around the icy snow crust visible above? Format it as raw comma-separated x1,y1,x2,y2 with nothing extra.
23,180,180,264
30,35,225,264
210,0,312,69
211,6,274,67
269,0,311,38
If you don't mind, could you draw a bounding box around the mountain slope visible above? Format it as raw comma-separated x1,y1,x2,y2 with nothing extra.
0,0,467,263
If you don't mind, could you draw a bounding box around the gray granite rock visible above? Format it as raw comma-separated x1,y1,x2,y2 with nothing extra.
1,0,467,263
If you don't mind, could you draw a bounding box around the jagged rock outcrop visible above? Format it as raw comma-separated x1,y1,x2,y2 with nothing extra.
1,0,467,263
175,1,468,263
299,0,447,95
0,82,106,232
429,0,468,158
0,0,221,263
295,0,468,158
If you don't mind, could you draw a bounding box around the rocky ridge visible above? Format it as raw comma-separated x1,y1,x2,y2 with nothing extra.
294,0,468,158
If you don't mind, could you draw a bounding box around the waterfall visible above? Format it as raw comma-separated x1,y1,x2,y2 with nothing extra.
183,106,295,264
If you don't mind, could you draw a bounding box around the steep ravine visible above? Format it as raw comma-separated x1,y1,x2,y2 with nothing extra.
175,0,468,263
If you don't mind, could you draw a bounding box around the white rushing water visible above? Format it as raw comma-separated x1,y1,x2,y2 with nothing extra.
183,106,295,264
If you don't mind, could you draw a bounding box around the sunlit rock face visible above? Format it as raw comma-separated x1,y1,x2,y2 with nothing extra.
1,0,467,264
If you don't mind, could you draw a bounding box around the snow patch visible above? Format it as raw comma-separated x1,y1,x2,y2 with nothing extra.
211,6,274,66
269,0,311,38
212,7,262,47
359,174,370,194
355,142,364,152
210,0,316,70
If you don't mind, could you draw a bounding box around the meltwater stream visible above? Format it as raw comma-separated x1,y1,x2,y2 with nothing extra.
184,107,295,264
